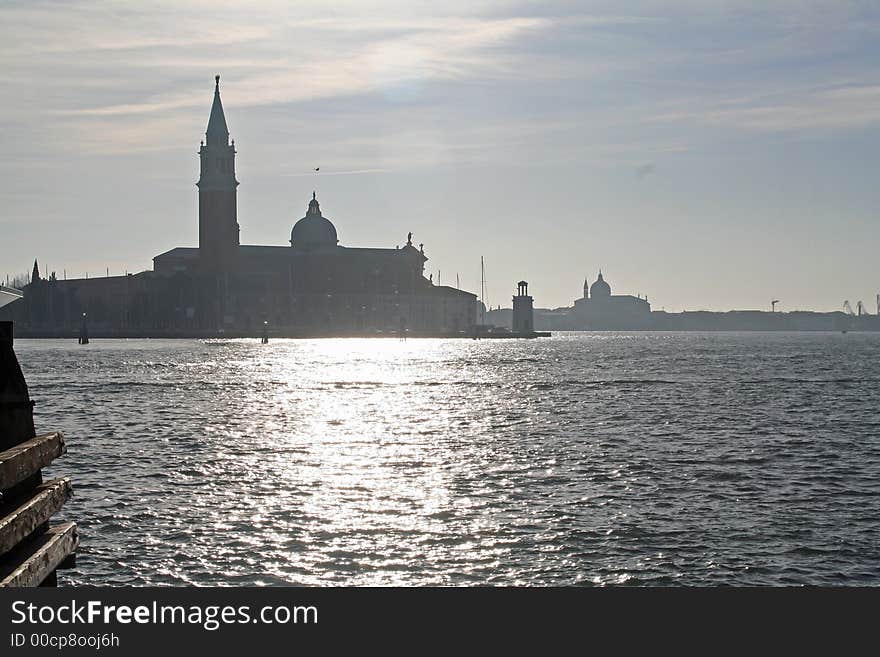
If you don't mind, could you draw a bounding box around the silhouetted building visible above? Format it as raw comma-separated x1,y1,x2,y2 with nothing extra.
485,270,651,330
512,281,534,333
3,77,477,336
198,75,240,271
570,270,652,329
483,271,876,331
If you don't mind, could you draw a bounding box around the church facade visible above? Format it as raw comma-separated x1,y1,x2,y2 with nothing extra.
569,271,652,329
4,77,477,337
484,271,652,330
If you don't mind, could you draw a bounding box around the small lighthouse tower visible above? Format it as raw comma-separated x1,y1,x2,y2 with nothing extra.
512,280,534,334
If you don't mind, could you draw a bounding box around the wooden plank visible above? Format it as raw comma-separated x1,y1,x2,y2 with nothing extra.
0,477,72,557
0,521,77,587
0,432,65,493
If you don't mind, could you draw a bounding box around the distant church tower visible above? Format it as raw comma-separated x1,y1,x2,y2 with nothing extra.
197,75,239,269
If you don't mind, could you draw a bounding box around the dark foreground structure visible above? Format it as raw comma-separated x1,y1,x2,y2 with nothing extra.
2,76,477,338
0,320,77,586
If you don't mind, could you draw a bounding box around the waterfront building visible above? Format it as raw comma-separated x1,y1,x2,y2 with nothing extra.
4,77,477,336
512,281,534,333
570,270,652,329
484,270,651,330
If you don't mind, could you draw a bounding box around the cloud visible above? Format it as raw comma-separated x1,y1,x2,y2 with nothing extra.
5,0,880,164
280,168,387,177
635,163,655,179
30,16,553,118
652,83,880,133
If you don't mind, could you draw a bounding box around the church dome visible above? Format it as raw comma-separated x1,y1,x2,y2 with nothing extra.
590,270,611,298
290,193,338,251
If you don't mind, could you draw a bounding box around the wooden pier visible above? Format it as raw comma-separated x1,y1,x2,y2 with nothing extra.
0,320,77,587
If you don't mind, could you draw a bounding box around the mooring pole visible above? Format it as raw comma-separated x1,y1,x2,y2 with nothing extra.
0,321,36,452
78,313,89,345
0,320,78,587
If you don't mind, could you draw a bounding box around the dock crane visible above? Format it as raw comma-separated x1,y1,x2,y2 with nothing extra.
843,300,855,315
771,299,780,312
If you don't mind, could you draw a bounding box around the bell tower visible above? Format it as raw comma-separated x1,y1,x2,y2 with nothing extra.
197,75,239,269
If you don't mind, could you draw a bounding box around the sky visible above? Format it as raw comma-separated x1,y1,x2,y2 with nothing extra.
1,0,878,312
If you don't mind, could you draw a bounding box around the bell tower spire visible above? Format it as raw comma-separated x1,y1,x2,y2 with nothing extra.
197,74,239,269
206,74,230,146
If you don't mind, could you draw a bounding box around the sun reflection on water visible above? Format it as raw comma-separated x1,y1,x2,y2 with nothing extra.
20,333,880,585
211,338,509,585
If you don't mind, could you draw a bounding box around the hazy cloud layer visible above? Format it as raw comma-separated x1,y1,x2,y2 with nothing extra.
2,0,879,309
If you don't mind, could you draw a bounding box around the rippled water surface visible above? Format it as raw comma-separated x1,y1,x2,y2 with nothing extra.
14,332,880,585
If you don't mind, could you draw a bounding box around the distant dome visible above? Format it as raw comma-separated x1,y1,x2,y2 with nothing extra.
590,271,611,298
290,193,338,251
